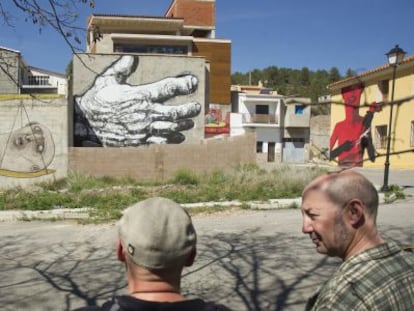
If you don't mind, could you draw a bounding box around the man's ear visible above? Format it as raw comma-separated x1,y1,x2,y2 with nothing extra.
346,199,365,228
117,239,126,262
184,247,197,267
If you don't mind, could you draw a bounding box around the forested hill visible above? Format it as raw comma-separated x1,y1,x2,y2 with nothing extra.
231,66,356,115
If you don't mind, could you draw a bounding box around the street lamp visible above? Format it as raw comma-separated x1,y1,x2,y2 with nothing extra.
381,44,406,192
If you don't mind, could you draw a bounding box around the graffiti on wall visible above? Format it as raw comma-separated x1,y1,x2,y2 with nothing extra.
74,55,201,147
329,84,381,167
205,106,230,135
0,121,55,178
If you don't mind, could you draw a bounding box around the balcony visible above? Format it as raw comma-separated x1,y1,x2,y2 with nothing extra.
242,113,278,125
23,75,51,86
20,75,59,94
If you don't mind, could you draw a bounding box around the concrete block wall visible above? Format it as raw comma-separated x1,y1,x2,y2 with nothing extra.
69,133,256,182
0,49,20,94
310,115,330,161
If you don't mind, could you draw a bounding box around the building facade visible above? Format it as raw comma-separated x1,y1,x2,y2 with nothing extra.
230,84,311,163
328,54,414,168
86,0,231,107
0,46,20,94
0,46,67,96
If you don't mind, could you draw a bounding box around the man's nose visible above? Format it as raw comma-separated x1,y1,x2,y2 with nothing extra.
302,217,312,234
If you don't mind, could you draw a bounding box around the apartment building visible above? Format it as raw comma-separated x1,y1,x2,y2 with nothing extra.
329,54,414,168
85,0,231,106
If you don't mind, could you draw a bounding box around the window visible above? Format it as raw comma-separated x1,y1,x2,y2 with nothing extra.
28,75,50,85
375,125,388,149
411,121,414,147
114,44,188,55
256,141,263,153
255,105,269,114
295,105,304,115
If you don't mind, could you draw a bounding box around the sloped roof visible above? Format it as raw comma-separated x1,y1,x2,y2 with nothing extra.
328,54,414,90
0,45,20,54
28,66,66,78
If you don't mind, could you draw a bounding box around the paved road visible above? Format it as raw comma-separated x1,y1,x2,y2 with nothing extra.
0,167,412,311
1,204,413,310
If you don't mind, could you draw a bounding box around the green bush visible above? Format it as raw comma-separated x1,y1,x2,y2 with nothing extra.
172,169,199,185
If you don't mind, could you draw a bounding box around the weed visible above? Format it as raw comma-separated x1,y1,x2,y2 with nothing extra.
385,184,405,199
172,169,199,185
0,165,329,222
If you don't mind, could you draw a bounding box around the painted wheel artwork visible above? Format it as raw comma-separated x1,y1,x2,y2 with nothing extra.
0,122,56,178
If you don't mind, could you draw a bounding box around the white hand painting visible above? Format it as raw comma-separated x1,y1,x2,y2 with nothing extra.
75,55,201,147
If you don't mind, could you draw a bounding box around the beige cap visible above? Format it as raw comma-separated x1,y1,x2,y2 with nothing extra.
118,197,197,270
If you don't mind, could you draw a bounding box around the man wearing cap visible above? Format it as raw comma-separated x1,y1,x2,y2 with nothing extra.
74,197,231,311
301,170,414,310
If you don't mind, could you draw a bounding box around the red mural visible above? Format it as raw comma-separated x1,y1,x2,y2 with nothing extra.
330,84,380,167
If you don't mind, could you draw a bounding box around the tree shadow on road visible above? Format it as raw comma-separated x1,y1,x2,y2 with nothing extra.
0,224,412,311
182,229,340,311
0,234,125,310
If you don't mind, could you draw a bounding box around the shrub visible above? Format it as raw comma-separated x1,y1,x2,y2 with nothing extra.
172,169,199,185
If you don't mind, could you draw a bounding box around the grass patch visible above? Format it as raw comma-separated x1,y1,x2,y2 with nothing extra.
0,164,328,222
384,184,406,200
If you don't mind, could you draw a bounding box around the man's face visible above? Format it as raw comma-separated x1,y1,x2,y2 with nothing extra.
301,190,351,258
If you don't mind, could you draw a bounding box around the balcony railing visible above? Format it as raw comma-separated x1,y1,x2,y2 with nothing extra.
24,76,51,86
242,113,278,125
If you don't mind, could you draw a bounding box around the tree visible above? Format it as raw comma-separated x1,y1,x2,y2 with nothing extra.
345,68,357,77
0,0,94,52
231,71,250,85
328,67,341,83
0,0,96,92
300,67,311,86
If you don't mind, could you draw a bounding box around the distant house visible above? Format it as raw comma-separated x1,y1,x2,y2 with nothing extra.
230,84,311,163
21,66,67,96
328,54,414,168
0,46,67,96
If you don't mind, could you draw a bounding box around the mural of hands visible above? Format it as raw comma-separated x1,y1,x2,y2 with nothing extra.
75,55,201,147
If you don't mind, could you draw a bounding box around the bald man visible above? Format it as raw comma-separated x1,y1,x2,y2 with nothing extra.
301,170,414,310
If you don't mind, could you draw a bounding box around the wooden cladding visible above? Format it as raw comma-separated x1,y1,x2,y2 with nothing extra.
193,41,231,104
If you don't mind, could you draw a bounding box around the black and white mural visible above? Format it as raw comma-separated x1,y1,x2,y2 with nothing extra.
74,55,202,147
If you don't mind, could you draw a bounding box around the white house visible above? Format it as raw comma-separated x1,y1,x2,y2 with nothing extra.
231,84,311,163
0,46,67,96
21,66,67,96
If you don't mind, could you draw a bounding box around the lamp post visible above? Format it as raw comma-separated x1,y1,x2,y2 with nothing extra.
381,44,406,192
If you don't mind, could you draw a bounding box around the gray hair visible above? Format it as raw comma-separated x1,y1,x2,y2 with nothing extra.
303,170,379,217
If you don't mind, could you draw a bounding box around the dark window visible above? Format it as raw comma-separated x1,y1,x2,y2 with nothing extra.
114,44,188,55
256,105,269,114
375,125,387,149
256,141,263,153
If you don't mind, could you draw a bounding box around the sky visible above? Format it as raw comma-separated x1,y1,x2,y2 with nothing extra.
1,0,413,76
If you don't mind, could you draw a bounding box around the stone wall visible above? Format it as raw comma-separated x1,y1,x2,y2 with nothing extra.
309,115,330,162
69,133,256,182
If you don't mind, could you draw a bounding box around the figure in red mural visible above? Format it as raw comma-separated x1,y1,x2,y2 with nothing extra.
330,84,380,167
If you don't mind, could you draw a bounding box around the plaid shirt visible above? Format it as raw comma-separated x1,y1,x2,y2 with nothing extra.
306,242,414,311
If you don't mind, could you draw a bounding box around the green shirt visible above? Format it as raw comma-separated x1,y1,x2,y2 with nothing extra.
306,242,414,311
